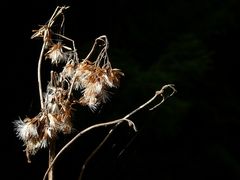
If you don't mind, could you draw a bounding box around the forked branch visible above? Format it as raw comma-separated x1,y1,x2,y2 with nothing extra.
43,84,176,180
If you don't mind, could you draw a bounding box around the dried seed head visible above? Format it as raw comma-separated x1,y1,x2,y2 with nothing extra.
45,42,68,65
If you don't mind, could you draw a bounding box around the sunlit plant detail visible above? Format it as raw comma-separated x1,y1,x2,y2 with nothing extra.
13,5,176,180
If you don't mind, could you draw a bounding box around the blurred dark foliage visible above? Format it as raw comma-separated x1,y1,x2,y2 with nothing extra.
2,0,240,179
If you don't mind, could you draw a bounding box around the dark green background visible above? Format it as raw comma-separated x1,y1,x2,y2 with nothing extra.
2,0,240,179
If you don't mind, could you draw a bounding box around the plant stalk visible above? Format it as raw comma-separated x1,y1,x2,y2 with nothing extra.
48,138,56,180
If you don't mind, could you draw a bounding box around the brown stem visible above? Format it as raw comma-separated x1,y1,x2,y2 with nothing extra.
42,119,136,180
37,41,46,110
78,121,122,180
48,138,56,180
42,84,176,180
84,38,98,60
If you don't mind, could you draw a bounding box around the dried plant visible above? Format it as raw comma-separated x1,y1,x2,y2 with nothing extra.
13,6,177,180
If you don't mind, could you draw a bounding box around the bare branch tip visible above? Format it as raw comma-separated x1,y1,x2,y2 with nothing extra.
128,120,137,132
149,84,177,111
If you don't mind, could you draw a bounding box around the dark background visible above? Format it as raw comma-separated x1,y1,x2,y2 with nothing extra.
2,0,240,179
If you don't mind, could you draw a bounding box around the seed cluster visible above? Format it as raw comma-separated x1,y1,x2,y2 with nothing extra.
13,6,124,163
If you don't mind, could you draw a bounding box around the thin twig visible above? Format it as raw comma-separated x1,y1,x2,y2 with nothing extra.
123,84,175,119
48,6,69,28
55,33,77,53
77,84,177,180
42,84,176,180
38,41,46,109
37,6,70,180
42,119,136,180
149,84,177,111
78,121,123,180
84,35,107,60
48,138,56,180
